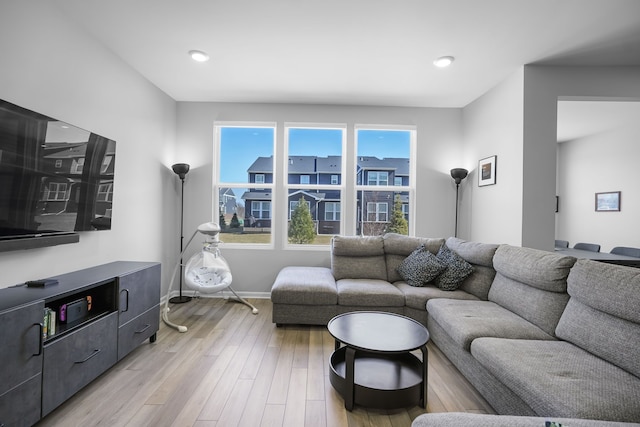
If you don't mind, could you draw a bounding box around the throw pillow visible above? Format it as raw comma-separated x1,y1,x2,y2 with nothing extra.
397,244,446,287
434,243,474,291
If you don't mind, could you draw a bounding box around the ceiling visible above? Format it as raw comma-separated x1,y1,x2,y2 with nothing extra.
52,0,640,108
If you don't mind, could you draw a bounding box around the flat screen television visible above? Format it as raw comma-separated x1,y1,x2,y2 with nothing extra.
0,98,116,251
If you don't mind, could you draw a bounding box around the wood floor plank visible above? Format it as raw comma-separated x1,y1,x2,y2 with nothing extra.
34,298,495,427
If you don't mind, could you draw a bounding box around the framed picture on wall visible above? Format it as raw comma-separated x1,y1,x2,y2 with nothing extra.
478,155,497,186
595,191,621,212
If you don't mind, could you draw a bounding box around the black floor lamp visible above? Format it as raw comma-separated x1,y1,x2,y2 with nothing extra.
170,163,192,304
450,168,468,238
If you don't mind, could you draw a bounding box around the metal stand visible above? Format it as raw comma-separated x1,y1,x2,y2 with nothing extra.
169,173,191,304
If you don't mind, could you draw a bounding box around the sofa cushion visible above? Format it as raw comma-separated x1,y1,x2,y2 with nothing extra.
331,235,387,281
434,244,474,291
427,299,554,351
444,238,499,300
556,259,640,378
270,266,337,305
445,237,498,267
489,245,576,336
383,233,445,283
492,245,576,292
471,338,640,422
395,282,479,310
336,278,405,307
397,244,446,287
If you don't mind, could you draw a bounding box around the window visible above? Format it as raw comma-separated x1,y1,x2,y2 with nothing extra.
366,202,388,222
55,159,62,168
97,183,113,202
356,127,414,236
286,125,345,245
325,202,340,221
215,123,276,245
213,122,413,246
45,182,67,201
72,158,84,174
367,171,388,186
251,201,271,219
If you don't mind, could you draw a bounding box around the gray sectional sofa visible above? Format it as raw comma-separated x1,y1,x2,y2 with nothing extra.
270,233,640,424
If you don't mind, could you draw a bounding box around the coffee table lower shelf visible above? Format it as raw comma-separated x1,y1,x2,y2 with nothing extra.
329,346,424,410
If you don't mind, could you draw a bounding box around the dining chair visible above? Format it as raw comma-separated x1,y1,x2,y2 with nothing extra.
610,246,640,258
554,240,569,248
573,242,601,252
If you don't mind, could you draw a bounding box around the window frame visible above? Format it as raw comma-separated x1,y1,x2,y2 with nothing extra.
355,125,416,236
213,121,277,248
284,123,346,248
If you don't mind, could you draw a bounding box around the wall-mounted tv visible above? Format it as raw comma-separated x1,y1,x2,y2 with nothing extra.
0,99,116,252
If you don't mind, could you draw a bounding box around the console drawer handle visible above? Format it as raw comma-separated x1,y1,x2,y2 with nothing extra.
135,324,151,334
75,349,101,364
34,323,43,356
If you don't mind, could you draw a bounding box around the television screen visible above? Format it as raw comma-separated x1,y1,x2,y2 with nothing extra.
0,99,116,243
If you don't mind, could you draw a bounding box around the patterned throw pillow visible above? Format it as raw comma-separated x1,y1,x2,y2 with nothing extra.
397,244,446,287
434,244,474,291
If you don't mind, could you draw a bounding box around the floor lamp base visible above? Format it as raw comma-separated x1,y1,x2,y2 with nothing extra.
169,295,192,304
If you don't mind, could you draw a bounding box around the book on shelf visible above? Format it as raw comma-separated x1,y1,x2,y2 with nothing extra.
43,308,57,338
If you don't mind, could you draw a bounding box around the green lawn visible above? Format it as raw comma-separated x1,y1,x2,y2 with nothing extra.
220,231,333,245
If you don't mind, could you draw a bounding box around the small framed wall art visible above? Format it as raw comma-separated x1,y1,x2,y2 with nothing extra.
478,155,497,187
595,191,620,212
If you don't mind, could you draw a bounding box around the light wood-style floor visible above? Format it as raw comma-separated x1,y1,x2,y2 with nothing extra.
36,298,494,427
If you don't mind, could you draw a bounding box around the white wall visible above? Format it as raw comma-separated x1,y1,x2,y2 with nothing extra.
176,102,463,294
522,65,640,250
461,68,525,245
556,111,640,251
0,3,178,289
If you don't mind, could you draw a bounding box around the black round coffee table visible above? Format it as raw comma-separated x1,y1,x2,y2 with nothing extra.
327,311,429,411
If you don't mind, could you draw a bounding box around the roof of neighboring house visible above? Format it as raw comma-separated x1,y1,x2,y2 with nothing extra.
219,188,236,197
241,190,272,200
247,156,273,173
357,157,409,175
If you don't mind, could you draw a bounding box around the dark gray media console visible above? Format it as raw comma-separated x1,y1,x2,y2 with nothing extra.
0,261,161,427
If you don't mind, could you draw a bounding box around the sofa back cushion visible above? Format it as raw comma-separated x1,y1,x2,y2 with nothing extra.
331,235,387,281
383,233,445,283
556,259,640,377
489,245,576,336
445,237,499,300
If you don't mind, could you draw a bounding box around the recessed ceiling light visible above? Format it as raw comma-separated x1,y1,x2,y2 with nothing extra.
433,56,455,68
188,50,210,62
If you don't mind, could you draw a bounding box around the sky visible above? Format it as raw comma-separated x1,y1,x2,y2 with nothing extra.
219,126,410,184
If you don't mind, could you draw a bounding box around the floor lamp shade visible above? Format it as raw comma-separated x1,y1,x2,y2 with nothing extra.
450,168,468,237
170,162,191,304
